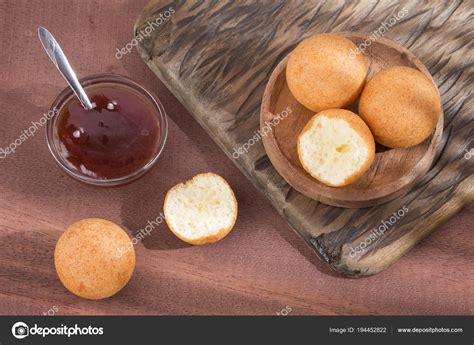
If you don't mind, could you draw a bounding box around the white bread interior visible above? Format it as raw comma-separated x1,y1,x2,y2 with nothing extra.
164,173,238,245
298,112,374,187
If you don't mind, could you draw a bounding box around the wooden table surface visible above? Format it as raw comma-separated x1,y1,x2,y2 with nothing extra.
0,0,472,315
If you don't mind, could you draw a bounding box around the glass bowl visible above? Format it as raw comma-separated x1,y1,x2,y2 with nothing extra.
46,73,168,186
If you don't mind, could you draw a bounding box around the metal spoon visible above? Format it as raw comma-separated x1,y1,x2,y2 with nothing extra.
38,26,93,110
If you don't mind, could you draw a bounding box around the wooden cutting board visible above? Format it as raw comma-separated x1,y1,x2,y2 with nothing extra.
135,0,473,277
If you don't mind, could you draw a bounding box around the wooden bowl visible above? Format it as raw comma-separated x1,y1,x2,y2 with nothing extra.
260,32,444,208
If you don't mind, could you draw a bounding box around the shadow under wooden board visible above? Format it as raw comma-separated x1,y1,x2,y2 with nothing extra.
135,0,473,277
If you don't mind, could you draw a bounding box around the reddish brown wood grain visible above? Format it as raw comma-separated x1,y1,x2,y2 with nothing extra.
0,0,472,316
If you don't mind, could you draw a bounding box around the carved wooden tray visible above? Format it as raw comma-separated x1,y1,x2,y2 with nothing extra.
135,0,473,277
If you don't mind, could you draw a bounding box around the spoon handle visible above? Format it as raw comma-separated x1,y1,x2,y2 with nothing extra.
38,26,93,110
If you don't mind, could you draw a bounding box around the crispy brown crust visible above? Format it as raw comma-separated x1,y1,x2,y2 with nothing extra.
163,172,238,245
297,109,375,187
359,66,441,148
54,218,135,300
286,33,368,112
